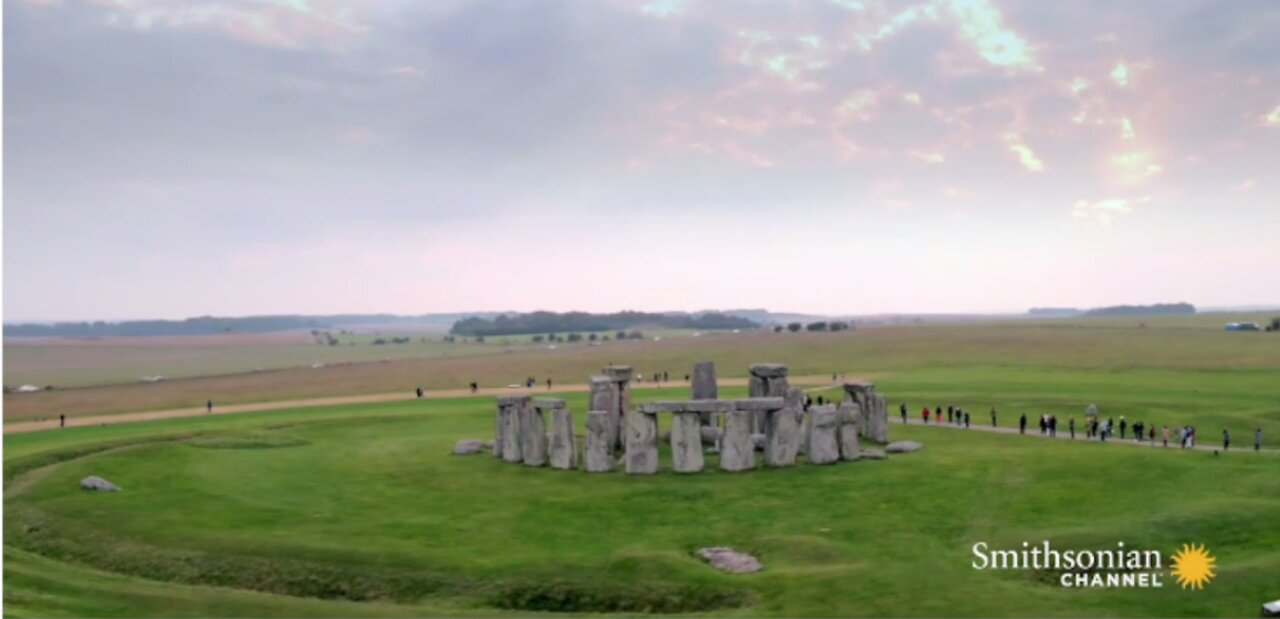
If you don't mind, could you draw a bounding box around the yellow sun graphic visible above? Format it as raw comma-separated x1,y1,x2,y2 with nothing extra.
1170,543,1216,590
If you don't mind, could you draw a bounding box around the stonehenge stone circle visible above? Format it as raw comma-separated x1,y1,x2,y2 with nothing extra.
584,410,614,472
806,405,841,464
625,409,660,474
838,402,861,461
720,409,757,472
670,410,705,473
485,362,896,476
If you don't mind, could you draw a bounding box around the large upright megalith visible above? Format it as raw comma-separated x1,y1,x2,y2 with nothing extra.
625,408,659,474
521,400,548,467
720,408,757,472
843,382,888,443
498,395,528,464
590,375,621,452
602,365,634,451
806,405,840,464
748,364,790,433
764,389,803,467
539,398,576,470
670,409,704,473
584,410,614,472
691,361,719,426
837,401,861,461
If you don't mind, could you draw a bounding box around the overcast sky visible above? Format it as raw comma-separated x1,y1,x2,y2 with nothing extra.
4,0,1279,321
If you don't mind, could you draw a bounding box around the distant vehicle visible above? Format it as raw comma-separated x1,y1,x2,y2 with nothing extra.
1225,323,1261,331
16,384,40,393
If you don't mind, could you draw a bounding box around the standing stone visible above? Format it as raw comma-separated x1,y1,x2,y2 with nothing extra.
521,403,547,467
749,363,790,433
670,411,705,473
500,396,528,464
590,375,620,453
603,365,633,452
548,406,577,470
765,389,803,467
691,361,718,425
867,393,889,443
625,411,659,474
720,409,756,472
584,410,614,472
838,402,861,461
843,382,876,440
806,405,840,465
494,404,505,458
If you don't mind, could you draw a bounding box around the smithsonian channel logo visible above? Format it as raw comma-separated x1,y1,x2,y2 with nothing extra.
971,541,1216,589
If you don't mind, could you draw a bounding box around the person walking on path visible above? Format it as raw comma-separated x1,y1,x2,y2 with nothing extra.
1019,413,1027,435
1148,425,1155,444
964,411,971,428
1256,428,1263,451
416,387,424,399
547,378,553,390
59,414,66,428
901,403,908,424
1069,417,1075,439
991,408,997,427
923,407,931,424
1222,428,1230,451
1049,415,1057,438
947,407,954,424
207,399,213,414
1119,417,1127,440
936,406,943,425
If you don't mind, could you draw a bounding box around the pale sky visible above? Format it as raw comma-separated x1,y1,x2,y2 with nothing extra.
4,0,1279,321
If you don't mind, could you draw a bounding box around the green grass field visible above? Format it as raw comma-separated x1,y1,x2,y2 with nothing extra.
4,317,1279,616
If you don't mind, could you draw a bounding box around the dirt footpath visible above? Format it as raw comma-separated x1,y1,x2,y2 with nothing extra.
4,376,841,435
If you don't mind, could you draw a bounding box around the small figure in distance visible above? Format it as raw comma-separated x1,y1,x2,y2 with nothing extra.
991,407,997,427
60,413,66,428
547,378,553,390
1255,428,1263,451
1222,427,1230,451
470,381,478,394
1019,413,1027,435
900,402,908,424
207,399,213,414
416,387,424,399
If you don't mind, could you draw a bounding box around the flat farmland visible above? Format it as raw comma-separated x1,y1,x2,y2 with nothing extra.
5,316,1279,431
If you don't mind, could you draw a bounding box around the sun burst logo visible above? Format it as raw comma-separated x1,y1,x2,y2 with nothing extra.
1170,543,1216,590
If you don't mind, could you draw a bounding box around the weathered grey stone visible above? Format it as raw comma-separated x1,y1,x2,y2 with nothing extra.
860,449,887,460
493,405,505,458
749,363,789,379
684,399,735,413
866,393,889,443
453,439,486,455
1086,403,1099,417
697,547,762,574
692,361,718,401
719,409,756,472
748,375,766,398
501,402,524,463
548,408,577,470
625,412,659,474
602,365,633,382
700,425,723,445
806,405,840,465
838,402,861,461
639,401,688,414
589,376,621,453
732,397,786,411
497,395,530,406
751,433,766,451
80,475,120,491
670,411,704,473
584,411,613,472
764,403,802,468
533,397,566,410
886,440,924,453
520,404,547,467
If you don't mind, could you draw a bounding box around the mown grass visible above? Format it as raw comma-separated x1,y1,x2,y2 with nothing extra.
5,384,1279,617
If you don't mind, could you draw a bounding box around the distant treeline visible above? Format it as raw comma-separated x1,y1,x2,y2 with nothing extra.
1027,303,1196,318
3,313,492,338
449,311,757,337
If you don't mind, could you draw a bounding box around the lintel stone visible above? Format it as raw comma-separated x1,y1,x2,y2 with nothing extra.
497,395,531,407
732,397,785,411
533,397,567,410
749,363,789,379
